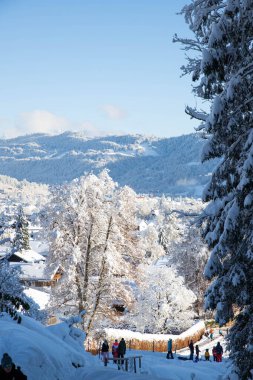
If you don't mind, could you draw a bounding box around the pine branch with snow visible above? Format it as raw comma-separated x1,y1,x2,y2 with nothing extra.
0,260,42,322
178,1,253,378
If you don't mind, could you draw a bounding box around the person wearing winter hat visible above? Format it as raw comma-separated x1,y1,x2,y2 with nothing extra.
0,353,27,379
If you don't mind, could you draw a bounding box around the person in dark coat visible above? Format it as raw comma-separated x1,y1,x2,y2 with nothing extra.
118,338,126,365
166,339,174,359
101,339,109,366
0,353,27,380
189,340,194,360
215,342,223,362
195,345,200,362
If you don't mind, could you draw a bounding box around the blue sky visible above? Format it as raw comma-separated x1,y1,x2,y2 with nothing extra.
0,0,200,138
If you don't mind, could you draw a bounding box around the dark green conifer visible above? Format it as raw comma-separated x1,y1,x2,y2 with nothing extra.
177,1,253,378
12,206,30,252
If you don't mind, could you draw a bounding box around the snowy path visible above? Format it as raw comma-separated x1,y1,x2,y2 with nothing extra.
0,314,230,380
88,331,229,380
92,347,229,380
176,331,227,358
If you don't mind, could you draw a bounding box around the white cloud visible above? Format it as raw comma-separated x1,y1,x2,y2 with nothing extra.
100,104,127,120
0,110,123,139
20,110,69,135
0,111,69,138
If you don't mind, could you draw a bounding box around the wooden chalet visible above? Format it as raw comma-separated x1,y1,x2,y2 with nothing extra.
10,262,63,287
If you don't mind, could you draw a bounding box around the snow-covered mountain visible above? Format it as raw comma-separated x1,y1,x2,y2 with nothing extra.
0,132,217,197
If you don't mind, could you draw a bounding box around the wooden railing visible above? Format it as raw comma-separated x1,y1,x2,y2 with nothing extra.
108,356,142,373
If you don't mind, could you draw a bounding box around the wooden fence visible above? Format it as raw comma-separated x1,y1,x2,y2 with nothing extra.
86,324,205,354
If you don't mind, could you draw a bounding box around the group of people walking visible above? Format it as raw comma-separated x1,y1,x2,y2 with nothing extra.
101,338,126,366
102,336,224,367
189,339,223,362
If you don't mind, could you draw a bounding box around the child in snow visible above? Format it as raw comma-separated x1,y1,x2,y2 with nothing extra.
204,349,210,361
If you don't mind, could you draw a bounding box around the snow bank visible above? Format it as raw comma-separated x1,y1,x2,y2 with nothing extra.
0,313,89,380
24,288,50,310
0,314,230,380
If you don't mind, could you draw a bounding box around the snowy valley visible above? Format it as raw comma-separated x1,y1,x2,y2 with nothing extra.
0,171,224,380
1,0,253,377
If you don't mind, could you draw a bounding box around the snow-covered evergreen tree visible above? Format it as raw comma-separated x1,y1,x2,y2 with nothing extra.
0,260,41,321
12,205,30,252
178,1,253,378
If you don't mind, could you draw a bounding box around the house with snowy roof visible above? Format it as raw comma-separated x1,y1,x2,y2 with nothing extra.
10,261,63,287
8,249,46,263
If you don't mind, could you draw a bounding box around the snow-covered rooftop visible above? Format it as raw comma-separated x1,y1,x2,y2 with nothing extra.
11,249,46,263
10,261,53,281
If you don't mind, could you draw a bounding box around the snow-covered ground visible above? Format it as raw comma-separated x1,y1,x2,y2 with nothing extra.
89,351,229,380
0,313,231,380
90,331,230,380
24,287,50,310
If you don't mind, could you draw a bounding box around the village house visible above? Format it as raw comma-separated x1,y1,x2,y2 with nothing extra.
10,261,63,287
8,249,46,263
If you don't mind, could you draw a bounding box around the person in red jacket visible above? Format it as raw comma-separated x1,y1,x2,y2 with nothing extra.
212,346,217,362
112,339,119,364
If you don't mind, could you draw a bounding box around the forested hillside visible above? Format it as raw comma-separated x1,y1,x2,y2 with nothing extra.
0,132,217,197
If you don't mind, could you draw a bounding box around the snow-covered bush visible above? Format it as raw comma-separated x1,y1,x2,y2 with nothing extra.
133,265,196,334
0,260,43,322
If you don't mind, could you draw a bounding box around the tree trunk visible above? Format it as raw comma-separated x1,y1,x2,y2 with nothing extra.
86,216,113,335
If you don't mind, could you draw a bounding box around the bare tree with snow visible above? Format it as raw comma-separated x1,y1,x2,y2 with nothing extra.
44,171,144,334
133,265,196,334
